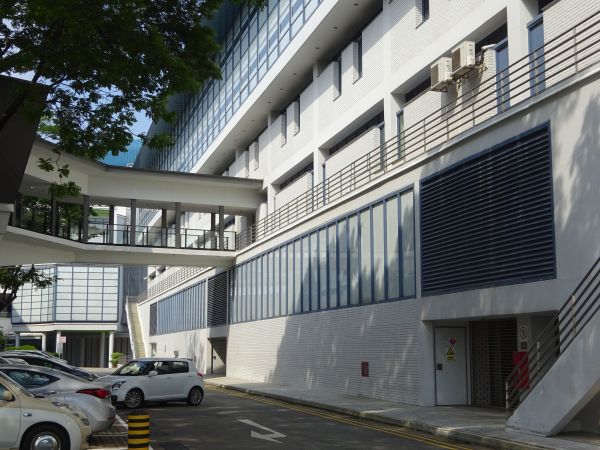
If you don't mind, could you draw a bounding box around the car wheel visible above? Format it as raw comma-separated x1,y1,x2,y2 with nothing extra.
20,424,70,450
187,386,204,406
124,388,144,409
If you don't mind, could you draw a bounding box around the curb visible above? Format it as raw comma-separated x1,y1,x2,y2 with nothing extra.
205,381,555,450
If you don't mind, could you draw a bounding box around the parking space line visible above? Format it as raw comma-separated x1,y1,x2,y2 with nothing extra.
207,386,473,450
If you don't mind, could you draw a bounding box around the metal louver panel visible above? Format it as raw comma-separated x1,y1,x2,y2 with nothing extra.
420,124,555,295
471,319,517,408
207,272,228,327
149,303,157,336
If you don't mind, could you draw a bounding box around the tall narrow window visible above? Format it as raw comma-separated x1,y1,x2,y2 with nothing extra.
293,98,301,134
528,16,545,96
353,35,363,82
396,111,405,159
495,39,510,113
280,111,287,146
417,0,430,25
333,54,342,99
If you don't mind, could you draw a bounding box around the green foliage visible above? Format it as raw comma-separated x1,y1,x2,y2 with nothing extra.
47,351,60,358
0,265,56,312
0,0,265,185
6,345,38,351
111,352,124,367
0,331,6,351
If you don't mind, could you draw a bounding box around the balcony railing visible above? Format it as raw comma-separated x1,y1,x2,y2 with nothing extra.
236,8,600,249
14,219,236,251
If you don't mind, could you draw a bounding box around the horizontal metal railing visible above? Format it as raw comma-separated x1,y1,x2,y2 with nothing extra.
14,217,236,251
505,257,600,414
236,8,600,250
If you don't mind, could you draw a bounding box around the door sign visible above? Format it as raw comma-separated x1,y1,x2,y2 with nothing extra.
446,337,457,362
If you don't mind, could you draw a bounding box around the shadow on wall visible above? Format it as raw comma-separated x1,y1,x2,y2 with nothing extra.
256,222,421,405
239,78,600,405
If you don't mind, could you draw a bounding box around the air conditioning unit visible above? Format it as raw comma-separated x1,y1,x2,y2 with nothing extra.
451,41,476,77
430,57,453,91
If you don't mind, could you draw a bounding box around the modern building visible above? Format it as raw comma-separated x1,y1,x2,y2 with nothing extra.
6,147,147,367
5,0,598,438
9,264,138,367
100,140,142,167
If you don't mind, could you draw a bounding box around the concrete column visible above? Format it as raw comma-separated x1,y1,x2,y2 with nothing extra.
14,332,20,347
50,195,58,236
55,331,62,356
99,332,106,368
218,206,225,250
129,199,137,246
108,205,115,244
41,333,47,351
108,331,115,368
12,193,22,227
210,213,217,249
81,195,90,243
161,209,167,246
175,202,182,248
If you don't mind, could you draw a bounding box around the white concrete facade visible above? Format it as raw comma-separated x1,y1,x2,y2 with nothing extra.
4,0,600,434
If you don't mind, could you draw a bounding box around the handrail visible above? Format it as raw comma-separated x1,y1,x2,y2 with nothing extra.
505,257,600,414
14,220,237,252
237,8,600,249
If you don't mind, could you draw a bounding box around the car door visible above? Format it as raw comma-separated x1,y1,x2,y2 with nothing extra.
153,361,178,399
170,361,192,398
0,381,21,448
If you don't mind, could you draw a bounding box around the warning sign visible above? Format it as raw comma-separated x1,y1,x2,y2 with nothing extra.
446,346,455,361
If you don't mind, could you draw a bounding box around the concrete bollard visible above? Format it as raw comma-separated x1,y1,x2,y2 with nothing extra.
128,410,150,449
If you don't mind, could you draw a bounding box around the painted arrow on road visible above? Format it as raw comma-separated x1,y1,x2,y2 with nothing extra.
238,419,286,443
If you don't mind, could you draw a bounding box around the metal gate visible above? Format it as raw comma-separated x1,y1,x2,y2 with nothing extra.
207,272,228,327
471,318,517,408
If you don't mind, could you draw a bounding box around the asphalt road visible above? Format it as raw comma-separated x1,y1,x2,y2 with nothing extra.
124,386,488,450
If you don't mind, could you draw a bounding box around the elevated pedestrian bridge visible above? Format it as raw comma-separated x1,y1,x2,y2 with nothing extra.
0,139,265,267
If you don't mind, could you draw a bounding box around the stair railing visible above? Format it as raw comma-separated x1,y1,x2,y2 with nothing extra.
505,257,600,414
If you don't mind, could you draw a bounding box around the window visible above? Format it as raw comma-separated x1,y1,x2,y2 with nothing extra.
396,110,405,158
171,361,189,374
528,16,545,95
333,54,342,98
280,111,287,146
417,0,429,25
4,370,58,388
495,39,510,112
293,98,301,134
353,35,363,82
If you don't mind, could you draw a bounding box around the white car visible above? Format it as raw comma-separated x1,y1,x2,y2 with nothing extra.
96,358,204,409
0,365,116,433
0,371,91,450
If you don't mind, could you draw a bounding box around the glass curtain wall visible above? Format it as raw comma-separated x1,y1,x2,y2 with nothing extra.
230,189,415,324
145,0,324,173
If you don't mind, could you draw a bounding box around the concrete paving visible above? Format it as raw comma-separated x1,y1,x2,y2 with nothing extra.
204,376,600,450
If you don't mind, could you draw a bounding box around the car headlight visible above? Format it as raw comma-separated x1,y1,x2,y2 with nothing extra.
112,381,126,391
52,401,90,426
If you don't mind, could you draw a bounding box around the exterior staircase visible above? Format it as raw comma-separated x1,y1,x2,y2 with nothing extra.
126,296,147,359
506,257,600,436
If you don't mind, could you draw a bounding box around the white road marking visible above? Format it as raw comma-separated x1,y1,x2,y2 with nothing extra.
238,419,286,443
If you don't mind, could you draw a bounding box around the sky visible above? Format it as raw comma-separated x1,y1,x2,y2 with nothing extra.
131,110,152,137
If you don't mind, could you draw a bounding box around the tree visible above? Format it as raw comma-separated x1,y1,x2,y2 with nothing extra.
0,265,56,313
0,0,263,191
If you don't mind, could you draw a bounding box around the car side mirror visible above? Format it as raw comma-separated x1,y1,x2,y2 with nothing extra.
148,370,158,377
2,391,14,402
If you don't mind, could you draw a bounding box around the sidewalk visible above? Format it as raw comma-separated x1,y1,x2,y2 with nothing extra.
204,376,600,450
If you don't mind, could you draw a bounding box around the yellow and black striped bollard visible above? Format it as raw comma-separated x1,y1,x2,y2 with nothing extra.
128,410,150,450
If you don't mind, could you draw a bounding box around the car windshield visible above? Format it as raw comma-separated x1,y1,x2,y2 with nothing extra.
113,361,155,376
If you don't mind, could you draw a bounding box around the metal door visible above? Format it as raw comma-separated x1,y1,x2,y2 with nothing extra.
435,327,468,405
210,339,227,375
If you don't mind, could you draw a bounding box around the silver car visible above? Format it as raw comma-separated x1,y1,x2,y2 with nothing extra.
0,365,116,433
0,356,28,365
